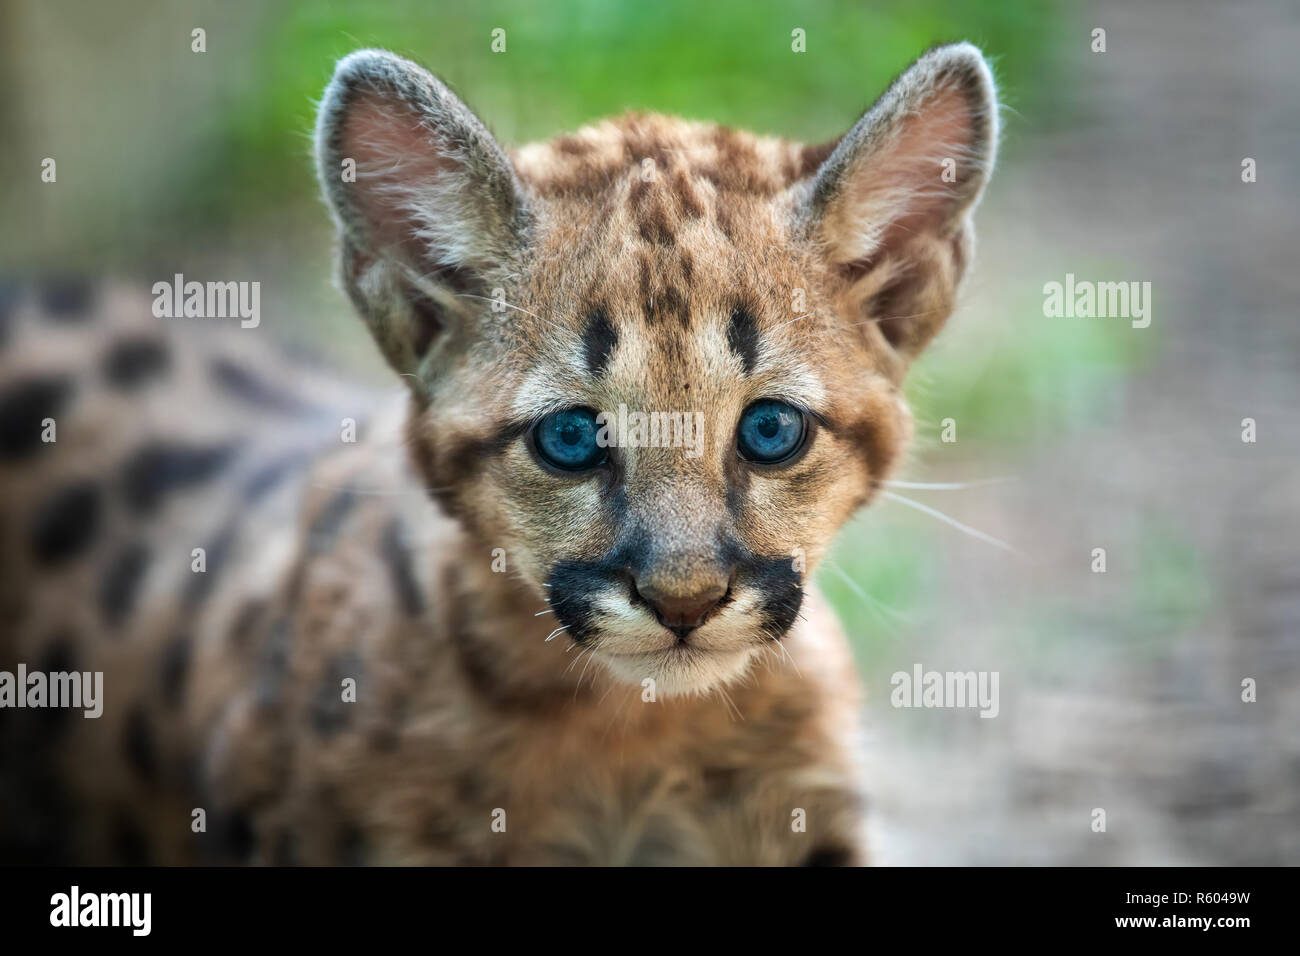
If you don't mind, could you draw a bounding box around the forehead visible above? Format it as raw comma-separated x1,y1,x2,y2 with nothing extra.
504,115,839,417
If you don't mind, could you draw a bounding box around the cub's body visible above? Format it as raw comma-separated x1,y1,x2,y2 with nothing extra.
0,43,996,865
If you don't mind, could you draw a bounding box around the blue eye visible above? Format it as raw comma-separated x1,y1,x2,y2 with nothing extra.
533,407,606,471
737,400,806,464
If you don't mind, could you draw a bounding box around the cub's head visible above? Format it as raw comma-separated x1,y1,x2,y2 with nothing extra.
315,44,996,695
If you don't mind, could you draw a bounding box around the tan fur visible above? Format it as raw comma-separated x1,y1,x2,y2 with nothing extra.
0,44,995,864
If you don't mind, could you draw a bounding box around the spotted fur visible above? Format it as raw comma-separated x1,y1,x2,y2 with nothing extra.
0,43,996,864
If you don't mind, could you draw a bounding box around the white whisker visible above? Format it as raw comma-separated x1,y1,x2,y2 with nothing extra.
883,477,1018,491
881,490,1018,554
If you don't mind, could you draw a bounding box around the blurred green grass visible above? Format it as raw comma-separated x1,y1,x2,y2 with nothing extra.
168,0,1065,241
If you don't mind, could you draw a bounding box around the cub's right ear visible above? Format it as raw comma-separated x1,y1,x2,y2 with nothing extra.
315,49,530,380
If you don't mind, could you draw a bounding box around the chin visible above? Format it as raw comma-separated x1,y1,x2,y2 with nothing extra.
599,644,760,697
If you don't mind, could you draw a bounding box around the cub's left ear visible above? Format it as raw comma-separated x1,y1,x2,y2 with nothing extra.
799,43,998,367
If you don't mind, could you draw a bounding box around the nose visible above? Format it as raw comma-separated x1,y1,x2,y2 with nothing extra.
635,580,729,638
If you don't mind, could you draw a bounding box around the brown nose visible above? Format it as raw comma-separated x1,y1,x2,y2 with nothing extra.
635,581,728,637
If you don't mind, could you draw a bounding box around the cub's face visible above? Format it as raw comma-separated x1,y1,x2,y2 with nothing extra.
316,45,997,694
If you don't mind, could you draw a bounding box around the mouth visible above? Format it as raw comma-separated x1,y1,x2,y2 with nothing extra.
596,641,760,696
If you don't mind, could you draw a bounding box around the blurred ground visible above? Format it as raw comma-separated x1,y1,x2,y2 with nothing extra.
852,0,1300,864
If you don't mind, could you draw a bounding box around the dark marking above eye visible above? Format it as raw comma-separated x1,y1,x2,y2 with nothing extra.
0,376,72,461
727,306,760,374
31,481,102,565
582,309,618,376
103,336,170,389
120,440,239,515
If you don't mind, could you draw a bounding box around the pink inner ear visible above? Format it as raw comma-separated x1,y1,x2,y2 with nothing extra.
822,77,979,265
340,90,463,260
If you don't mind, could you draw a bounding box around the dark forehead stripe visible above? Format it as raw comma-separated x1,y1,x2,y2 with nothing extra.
727,306,760,374
582,309,618,376
648,285,690,326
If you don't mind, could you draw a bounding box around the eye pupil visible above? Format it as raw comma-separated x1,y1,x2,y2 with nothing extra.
737,400,806,464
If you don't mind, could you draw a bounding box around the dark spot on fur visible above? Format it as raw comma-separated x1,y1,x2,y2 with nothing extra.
310,651,362,737
227,598,268,647
210,357,314,414
273,830,299,866
103,336,170,389
337,824,367,866
582,309,618,376
100,540,151,628
241,449,311,503
0,376,71,461
714,205,736,242
255,615,293,709
380,518,425,616
124,705,158,783
30,633,78,738
212,808,256,863
121,440,238,515
803,845,855,866
112,813,152,865
160,634,191,709
701,128,774,195
555,134,592,156
727,306,760,373
39,277,95,319
183,522,237,610
678,249,695,286
31,482,101,565
670,170,705,218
